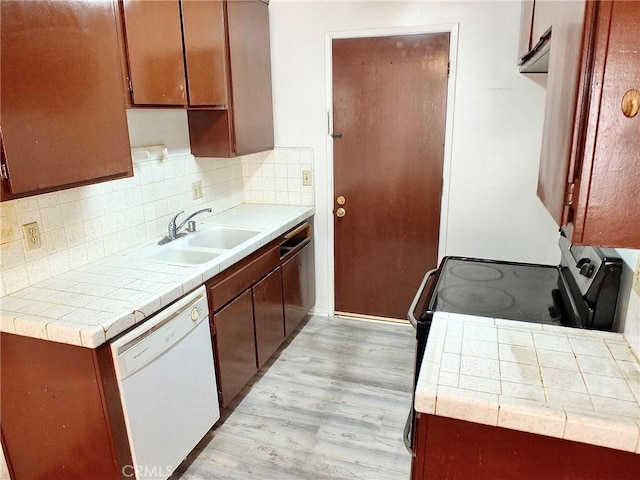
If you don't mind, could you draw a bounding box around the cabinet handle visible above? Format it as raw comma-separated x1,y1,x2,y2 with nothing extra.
284,222,310,240
621,89,639,118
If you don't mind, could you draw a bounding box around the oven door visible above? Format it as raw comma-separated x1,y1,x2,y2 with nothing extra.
403,268,439,453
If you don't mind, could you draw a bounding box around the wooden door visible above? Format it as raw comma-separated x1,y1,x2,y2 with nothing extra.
253,267,285,368
212,289,257,408
1,0,132,197
121,0,186,105
333,33,449,320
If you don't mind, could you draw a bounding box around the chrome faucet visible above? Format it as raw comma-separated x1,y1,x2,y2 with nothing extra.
159,208,212,245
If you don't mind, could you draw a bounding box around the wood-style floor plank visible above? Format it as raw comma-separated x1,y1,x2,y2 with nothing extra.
172,315,415,480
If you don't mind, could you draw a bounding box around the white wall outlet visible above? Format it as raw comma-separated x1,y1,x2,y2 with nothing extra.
633,256,640,297
302,170,312,187
22,222,42,250
192,180,203,200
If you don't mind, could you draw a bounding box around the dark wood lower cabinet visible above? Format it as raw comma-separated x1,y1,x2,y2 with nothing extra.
282,242,315,337
0,333,131,480
211,289,258,409
253,267,285,368
207,220,315,409
412,414,640,480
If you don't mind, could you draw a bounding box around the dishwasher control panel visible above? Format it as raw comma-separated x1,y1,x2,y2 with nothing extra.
111,287,209,379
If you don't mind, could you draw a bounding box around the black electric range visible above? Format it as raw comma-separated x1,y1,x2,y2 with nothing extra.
403,231,623,453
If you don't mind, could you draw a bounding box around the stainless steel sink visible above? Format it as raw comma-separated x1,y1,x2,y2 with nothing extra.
187,226,262,250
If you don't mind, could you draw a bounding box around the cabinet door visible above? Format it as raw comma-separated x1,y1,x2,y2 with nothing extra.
226,0,274,155
536,0,586,225
0,334,126,480
531,0,555,47
181,0,229,107
518,0,535,60
1,0,132,197
282,242,315,337
121,0,186,105
571,0,640,247
212,289,257,408
253,267,285,368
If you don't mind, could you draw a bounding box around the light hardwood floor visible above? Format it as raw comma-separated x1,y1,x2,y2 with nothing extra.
172,315,416,480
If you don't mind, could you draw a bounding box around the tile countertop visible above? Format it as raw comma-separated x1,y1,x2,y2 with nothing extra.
0,204,314,349
415,312,640,454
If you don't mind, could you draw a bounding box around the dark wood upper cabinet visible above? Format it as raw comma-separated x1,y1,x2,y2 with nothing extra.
536,0,640,248
0,0,132,199
225,0,274,155
536,0,586,224
121,0,228,107
181,0,229,107
121,0,273,157
121,0,187,105
187,0,274,157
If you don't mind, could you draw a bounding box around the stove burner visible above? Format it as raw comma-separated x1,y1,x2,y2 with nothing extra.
449,264,503,282
439,285,515,313
514,269,557,282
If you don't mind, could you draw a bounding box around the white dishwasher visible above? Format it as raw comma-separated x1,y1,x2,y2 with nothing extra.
111,286,220,480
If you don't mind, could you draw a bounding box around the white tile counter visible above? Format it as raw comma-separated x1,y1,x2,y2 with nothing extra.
415,312,640,453
0,204,314,348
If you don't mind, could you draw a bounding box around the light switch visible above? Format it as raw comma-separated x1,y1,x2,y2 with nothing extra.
302,170,312,187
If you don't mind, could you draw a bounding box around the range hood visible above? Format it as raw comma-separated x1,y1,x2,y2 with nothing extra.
519,27,551,73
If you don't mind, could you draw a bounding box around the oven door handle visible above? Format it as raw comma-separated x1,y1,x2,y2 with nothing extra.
408,268,437,329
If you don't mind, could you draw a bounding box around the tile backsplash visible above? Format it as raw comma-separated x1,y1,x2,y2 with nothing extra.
242,147,314,206
0,148,314,297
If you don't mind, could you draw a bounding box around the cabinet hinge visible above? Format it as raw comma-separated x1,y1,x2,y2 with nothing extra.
565,182,576,206
0,162,8,181
447,61,450,77
127,76,133,93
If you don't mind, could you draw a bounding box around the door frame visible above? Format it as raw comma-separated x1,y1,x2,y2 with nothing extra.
324,24,459,316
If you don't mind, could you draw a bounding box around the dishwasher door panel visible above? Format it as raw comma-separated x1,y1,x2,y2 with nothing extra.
118,318,219,479
111,286,219,480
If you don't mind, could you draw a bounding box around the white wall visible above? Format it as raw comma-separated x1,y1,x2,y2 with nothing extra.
270,0,560,315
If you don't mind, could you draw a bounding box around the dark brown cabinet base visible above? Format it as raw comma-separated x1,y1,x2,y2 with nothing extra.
207,220,314,409
254,268,286,368
212,289,259,408
282,241,315,337
0,334,131,480
412,414,640,480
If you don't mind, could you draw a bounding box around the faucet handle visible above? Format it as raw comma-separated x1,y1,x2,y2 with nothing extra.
169,210,184,228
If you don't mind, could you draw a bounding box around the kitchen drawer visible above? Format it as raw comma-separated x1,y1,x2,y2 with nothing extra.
209,243,280,311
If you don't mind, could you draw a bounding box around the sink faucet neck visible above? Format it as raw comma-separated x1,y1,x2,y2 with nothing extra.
166,208,213,242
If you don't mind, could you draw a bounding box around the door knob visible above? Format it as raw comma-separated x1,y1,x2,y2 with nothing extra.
336,207,346,218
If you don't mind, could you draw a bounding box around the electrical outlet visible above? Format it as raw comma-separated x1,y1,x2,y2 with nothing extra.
22,222,42,250
192,181,203,200
633,256,640,296
302,170,312,187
